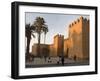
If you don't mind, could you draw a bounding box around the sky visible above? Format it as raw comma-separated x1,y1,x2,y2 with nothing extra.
25,12,89,52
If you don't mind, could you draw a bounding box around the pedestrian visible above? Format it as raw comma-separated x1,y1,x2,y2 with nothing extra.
61,57,64,66
74,55,76,61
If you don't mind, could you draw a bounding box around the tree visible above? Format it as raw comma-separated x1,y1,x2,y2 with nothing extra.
33,17,48,57
25,24,35,55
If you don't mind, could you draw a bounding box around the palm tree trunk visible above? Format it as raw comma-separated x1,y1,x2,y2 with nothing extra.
37,33,41,57
26,38,30,54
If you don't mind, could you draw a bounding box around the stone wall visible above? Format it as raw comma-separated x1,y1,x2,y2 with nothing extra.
67,16,89,60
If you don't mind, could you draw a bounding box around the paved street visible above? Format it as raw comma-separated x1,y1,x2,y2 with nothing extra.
26,57,89,68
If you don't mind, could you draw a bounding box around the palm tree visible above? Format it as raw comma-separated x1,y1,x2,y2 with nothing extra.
33,17,48,57
25,24,35,55
43,25,48,44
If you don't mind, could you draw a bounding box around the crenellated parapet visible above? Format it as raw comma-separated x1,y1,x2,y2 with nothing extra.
68,16,90,37
54,34,64,39
69,16,83,28
69,16,89,27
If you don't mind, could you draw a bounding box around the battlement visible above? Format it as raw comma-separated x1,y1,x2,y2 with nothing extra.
69,16,89,28
54,34,64,39
83,18,89,23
